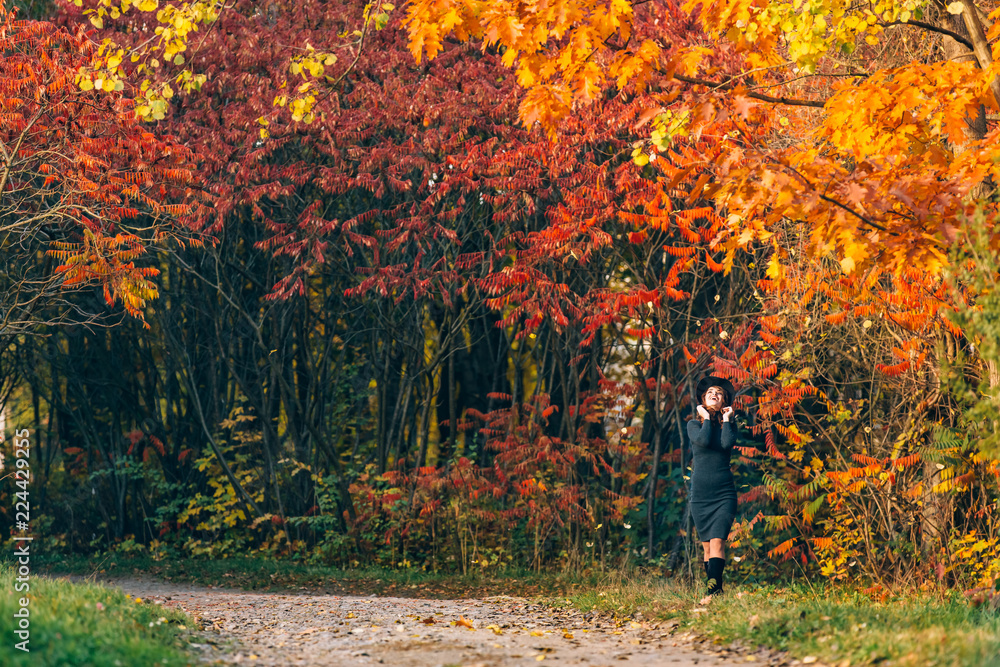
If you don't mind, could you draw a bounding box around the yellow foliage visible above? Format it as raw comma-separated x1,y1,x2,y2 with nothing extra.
949,531,1000,588
84,0,389,122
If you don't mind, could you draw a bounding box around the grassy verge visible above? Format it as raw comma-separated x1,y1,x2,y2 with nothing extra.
561,578,1000,667
37,553,601,598
0,563,195,667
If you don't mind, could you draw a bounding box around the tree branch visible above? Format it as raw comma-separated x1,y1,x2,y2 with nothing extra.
817,194,891,233
879,20,973,49
782,163,897,235
672,73,827,108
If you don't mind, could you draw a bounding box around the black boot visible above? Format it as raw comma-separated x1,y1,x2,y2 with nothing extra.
707,557,725,595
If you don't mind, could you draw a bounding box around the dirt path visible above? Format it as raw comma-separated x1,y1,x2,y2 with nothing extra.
101,578,775,666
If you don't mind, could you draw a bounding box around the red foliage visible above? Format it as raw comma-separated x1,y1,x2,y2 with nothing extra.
2,4,202,318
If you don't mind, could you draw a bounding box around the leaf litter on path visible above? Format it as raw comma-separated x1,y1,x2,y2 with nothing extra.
102,577,785,666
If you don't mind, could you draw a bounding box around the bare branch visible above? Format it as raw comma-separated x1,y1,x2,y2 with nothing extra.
879,20,974,49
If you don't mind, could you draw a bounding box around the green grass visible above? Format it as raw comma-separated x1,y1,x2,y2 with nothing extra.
38,553,601,598
561,578,1000,667
0,564,195,667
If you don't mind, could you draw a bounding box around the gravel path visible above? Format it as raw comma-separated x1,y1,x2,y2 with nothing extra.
104,578,766,666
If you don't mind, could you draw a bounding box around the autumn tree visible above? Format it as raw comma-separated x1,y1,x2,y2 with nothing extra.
403,0,1000,268
0,0,205,547
0,1,200,340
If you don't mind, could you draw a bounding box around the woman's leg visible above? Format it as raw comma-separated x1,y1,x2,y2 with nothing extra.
706,538,726,596
701,542,710,572
709,538,725,559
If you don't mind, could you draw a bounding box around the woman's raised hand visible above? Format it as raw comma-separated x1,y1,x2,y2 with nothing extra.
721,406,734,422
697,405,711,420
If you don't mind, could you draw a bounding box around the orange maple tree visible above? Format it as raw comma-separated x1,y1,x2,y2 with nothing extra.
403,0,1000,278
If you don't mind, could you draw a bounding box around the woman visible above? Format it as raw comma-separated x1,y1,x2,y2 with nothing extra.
687,375,738,600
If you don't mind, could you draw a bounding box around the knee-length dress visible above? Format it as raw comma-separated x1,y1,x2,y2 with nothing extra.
686,418,738,540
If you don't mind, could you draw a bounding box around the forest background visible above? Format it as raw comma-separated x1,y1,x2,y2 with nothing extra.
2,0,1000,601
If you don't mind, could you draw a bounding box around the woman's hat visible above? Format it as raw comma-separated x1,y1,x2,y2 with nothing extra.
696,375,736,405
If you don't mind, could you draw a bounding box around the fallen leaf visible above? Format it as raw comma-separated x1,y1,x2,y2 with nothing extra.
454,616,474,629
421,617,436,624
562,632,574,639
487,624,503,635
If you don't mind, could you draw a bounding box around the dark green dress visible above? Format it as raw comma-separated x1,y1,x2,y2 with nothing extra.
687,418,738,540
